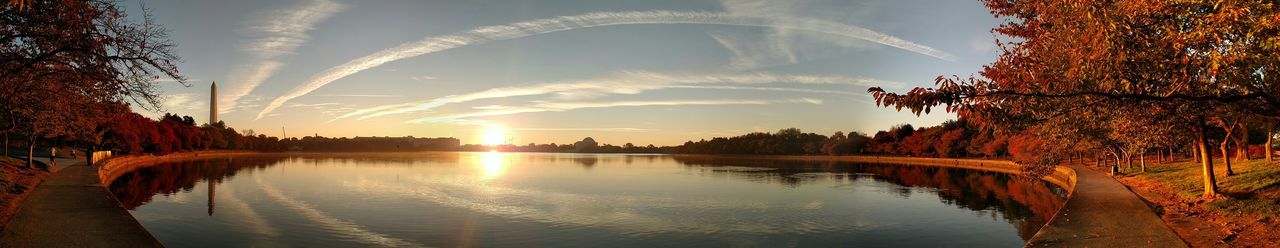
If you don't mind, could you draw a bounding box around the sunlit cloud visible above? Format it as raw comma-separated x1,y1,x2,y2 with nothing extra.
221,0,346,114
664,85,856,95
408,98,822,124
513,127,655,132
313,94,404,98
332,71,890,122
256,10,953,120
286,102,341,108
157,93,206,117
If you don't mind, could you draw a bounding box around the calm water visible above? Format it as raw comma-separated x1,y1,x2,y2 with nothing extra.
108,152,1067,247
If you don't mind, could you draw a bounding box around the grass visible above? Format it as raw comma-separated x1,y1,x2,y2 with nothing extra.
1127,159,1280,216
0,156,22,165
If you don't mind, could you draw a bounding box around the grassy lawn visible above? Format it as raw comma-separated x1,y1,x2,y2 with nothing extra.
1128,159,1280,216
0,156,22,164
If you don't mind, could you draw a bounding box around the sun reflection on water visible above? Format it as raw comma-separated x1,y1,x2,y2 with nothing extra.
478,151,507,179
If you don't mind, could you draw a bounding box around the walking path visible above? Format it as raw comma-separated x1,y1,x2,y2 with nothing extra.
0,160,162,247
1026,165,1186,247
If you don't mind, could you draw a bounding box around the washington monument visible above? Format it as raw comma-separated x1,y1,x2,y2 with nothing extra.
210,81,218,124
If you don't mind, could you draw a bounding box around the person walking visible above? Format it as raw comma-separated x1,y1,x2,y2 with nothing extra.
49,147,57,166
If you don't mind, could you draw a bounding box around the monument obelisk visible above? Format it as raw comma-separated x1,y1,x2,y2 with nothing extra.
210,81,218,125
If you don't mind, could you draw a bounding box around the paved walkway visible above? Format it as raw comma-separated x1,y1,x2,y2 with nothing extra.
8,156,82,173
0,160,162,247
1026,165,1186,247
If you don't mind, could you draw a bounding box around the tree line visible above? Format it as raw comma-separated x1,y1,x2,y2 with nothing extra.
670,120,1054,162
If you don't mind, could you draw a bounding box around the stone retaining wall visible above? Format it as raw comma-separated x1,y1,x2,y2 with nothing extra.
97,151,268,185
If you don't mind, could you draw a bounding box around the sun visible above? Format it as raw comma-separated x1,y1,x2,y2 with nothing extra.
480,125,507,146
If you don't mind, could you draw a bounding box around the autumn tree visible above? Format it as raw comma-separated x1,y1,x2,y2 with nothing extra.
867,0,1280,197
1,0,185,166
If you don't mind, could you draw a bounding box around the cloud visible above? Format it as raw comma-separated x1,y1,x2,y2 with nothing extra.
407,98,822,124
714,0,884,70
969,34,997,53
220,0,346,114
286,102,341,108
255,10,953,120
313,94,404,98
410,76,437,81
664,85,855,95
512,127,655,132
331,71,894,122
160,93,207,114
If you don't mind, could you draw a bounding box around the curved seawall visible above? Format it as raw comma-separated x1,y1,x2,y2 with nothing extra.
98,151,272,185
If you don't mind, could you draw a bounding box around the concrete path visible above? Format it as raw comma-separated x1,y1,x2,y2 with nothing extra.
0,160,162,247
10,156,82,172
1026,165,1186,247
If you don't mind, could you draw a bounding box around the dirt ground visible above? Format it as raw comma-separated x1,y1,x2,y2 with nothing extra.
0,158,50,231
1118,175,1280,247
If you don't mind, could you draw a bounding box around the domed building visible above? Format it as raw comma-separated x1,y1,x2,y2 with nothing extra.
573,137,598,152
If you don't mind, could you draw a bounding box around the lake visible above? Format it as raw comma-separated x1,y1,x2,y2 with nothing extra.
107,152,1068,247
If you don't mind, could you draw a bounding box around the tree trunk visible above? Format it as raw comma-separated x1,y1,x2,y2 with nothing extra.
1192,143,1200,162
1123,150,1133,171
1233,123,1244,161
1221,139,1235,176
1140,152,1147,173
3,132,8,157
1113,153,1122,175
1268,128,1274,162
26,136,35,168
1126,154,1133,171
1158,148,1164,162
1197,121,1218,197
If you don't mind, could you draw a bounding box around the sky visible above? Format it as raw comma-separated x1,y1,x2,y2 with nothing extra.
125,0,1001,146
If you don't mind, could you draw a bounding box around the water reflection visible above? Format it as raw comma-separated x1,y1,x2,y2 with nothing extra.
671,156,1068,240
109,156,287,210
109,153,1067,247
477,151,507,179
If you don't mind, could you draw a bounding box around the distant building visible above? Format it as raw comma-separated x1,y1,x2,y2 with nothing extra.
574,137,598,152
209,81,218,124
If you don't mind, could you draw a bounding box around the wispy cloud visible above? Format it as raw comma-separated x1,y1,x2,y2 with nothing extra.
410,76,436,81
221,0,346,114
332,71,893,122
313,94,404,98
512,127,655,132
160,93,207,114
286,102,341,108
664,85,855,95
714,0,884,70
256,10,953,120
408,98,822,124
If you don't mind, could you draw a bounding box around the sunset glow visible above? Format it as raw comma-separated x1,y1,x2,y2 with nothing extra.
478,151,507,179
12,0,1265,247
481,125,508,146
